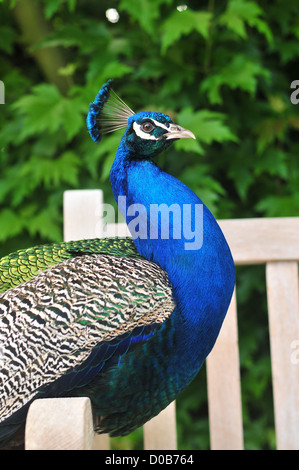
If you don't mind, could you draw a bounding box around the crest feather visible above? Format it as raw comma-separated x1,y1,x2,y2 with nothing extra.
87,80,135,143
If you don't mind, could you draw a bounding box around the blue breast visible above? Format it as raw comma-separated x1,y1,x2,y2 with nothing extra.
111,146,235,369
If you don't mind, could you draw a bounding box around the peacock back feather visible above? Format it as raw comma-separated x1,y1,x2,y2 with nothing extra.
0,237,139,292
0,238,175,439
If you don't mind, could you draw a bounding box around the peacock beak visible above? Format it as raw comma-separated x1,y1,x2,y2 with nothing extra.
163,124,196,140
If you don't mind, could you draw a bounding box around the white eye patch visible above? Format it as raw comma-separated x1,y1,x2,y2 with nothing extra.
133,119,170,140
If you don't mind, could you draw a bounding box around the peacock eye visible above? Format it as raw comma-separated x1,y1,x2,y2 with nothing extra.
141,121,155,133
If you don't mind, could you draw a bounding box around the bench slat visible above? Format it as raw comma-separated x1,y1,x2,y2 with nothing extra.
219,218,299,265
25,397,94,450
266,262,299,450
143,402,177,450
206,289,244,449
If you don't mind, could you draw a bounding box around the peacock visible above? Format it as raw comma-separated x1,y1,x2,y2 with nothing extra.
0,80,235,446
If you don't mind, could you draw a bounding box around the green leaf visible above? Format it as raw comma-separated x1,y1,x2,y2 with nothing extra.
177,108,238,145
12,84,83,141
175,138,204,155
59,99,83,141
98,131,124,181
0,25,15,53
228,159,254,201
255,117,287,155
58,63,77,77
180,164,226,216
101,152,117,183
274,39,299,64
218,0,273,44
119,0,171,35
44,0,62,18
161,9,212,54
200,54,270,104
12,84,63,137
25,206,61,241
21,152,82,189
32,21,109,56
254,149,288,180
0,209,24,242
89,61,133,85
44,0,77,18
255,195,299,217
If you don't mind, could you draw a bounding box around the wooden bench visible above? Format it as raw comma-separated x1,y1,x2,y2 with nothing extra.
25,190,299,450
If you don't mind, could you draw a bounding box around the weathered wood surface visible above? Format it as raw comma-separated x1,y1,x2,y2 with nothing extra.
266,262,299,450
25,397,94,450
206,289,244,450
143,402,177,450
218,217,299,264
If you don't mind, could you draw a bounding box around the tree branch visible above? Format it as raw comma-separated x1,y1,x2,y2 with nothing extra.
13,0,72,94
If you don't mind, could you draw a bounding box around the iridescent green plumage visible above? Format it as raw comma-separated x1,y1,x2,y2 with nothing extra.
0,237,139,292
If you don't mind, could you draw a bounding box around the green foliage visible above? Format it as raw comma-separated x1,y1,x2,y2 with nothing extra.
161,9,212,54
12,84,84,141
218,0,273,42
1,0,299,450
119,0,172,36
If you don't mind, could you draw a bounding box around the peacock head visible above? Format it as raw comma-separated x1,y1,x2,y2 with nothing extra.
87,80,195,158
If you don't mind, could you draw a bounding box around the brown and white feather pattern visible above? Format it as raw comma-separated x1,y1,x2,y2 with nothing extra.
0,254,175,423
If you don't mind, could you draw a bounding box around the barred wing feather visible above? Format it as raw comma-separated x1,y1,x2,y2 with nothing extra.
0,253,175,425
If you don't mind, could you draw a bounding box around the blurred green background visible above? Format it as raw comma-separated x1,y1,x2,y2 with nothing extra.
0,0,299,450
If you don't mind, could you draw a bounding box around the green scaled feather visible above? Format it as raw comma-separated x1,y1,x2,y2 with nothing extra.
0,237,140,293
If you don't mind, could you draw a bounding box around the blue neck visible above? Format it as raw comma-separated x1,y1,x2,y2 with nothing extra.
110,140,235,363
